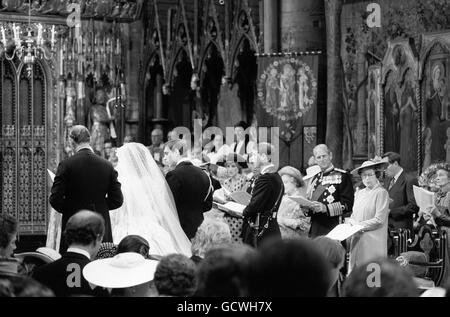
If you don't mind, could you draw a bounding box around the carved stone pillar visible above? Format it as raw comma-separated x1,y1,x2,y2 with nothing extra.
264,0,279,53
280,0,325,52
155,73,164,119
324,0,343,166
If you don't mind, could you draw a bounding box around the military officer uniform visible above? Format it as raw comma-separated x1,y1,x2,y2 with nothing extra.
242,166,284,247
307,165,354,238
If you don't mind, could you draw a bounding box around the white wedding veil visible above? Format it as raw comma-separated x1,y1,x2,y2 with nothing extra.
110,143,192,257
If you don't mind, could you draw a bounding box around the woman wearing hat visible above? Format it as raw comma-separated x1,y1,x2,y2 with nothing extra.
422,163,450,286
216,153,249,244
278,166,311,239
348,158,390,273
83,252,159,297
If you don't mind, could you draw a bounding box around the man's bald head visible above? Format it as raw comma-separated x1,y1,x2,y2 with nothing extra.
64,210,105,247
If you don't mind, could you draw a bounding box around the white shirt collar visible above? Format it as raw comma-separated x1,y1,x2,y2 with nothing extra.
176,157,192,166
75,144,94,153
67,247,91,260
393,168,404,182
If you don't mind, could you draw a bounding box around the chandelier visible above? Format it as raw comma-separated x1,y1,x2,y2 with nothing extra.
0,5,57,75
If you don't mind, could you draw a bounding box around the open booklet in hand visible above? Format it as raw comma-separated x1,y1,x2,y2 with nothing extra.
288,195,315,208
326,223,364,241
413,185,435,212
216,202,246,218
229,191,252,206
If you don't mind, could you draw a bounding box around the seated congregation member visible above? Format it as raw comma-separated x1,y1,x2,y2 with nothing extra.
307,144,354,238
190,218,232,265
348,158,390,273
277,166,310,239
153,254,197,297
314,236,346,297
0,214,20,277
423,163,450,286
244,239,331,297
242,143,284,248
15,248,61,277
342,258,419,297
33,211,107,297
195,245,256,297
0,275,55,297
216,153,249,244
83,252,158,297
396,251,436,290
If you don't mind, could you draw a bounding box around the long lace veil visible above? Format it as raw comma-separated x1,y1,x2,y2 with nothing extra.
110,143,192,256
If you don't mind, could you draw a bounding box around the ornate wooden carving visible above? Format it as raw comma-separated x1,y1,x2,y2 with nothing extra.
0,20,60,234
0,0,144,22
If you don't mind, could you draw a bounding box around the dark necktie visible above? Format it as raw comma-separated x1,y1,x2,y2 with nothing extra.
388,177,396,191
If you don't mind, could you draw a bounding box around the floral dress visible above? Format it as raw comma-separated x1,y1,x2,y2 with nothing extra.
221,174,248,244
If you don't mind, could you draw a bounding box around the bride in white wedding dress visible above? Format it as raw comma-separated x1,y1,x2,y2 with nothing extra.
110,143,192,257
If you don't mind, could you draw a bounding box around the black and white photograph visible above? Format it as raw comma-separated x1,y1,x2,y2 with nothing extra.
1,0,450,301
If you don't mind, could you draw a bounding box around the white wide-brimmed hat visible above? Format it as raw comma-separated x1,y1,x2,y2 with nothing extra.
15,247,61,264
304,165,322,180
351,157,389,176
83,252,159,289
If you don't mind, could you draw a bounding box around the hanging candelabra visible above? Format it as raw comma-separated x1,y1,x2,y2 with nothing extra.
0,5,57,76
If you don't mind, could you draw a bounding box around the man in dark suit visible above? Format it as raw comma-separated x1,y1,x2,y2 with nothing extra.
382,153,419,249
163,140,213,239
242,143,284,248
49,125,123,252
147,128,165,167
307,144,354,238
33,211,107,297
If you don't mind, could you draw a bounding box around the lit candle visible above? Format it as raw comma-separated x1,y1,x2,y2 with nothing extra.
1,26,6,47
51,25,55,51
13,23,20,46
60,43,64,76
37,24,43,46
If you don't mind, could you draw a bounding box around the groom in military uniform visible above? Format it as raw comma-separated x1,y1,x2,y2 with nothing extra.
307,144,354,238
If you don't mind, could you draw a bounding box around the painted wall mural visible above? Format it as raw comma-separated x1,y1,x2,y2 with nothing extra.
341,0,450,171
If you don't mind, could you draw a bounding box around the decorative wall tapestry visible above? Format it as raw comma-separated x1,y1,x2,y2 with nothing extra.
257,56,318,122
367,65,381,158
